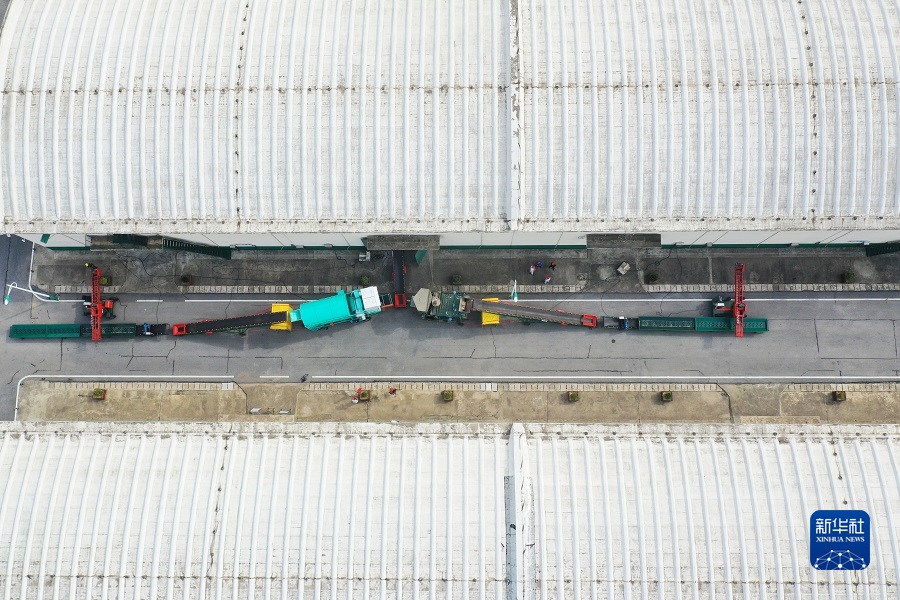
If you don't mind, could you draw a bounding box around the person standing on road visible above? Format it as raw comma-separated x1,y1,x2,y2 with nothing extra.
544,275,551,284
530,264,536,276
536,261,543,268
549,261,556,271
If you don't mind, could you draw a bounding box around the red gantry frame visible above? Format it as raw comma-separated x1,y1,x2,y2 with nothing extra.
733,263,746,338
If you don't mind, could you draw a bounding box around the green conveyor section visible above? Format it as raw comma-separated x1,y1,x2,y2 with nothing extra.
637,316,696,330
694,317,768,332
10,324,82,339
9,323,146,339
638,316,769,333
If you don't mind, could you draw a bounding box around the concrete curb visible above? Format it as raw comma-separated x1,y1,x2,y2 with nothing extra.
53,284,351,295
54,282,900,295
783,383,900,391
53,284,589,295
429,284,587,294
301,382,722,392
47,381,235,391
43,381,900,392
645,283,900,293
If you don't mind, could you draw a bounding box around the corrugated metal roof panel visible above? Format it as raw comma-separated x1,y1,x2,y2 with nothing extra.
517,425,900,597
516,0,900,225
1,0,899,235
0,422,897,599
0,0,512,232
0,423,510,599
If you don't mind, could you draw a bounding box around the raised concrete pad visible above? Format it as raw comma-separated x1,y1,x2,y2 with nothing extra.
586,234,661,248
366,235,440,250
17,381,900,425
32,240,900,295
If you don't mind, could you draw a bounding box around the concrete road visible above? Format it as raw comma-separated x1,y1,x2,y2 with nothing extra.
1,290,899,419
0,235,38,304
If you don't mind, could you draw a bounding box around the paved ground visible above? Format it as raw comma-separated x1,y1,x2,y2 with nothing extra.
0,235,37,304
2,238,898,423
18,380,899,425
29,244,900,297
2,290,900,420
33,247,397,295
412,246,900,293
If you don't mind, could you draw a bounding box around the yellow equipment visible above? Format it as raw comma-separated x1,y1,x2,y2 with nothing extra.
480,298,501,326
269,304,293,330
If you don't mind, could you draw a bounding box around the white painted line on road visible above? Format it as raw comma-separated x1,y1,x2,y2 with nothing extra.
136,299,164,303
312,375,900,382
748,298,900,302
523,298,702,303
184,299,307,303
523,297,900,303
174,297,900,304
259,375,290,379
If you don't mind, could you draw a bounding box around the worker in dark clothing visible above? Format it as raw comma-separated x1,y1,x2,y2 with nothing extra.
550,261,557,271
389,387,397,395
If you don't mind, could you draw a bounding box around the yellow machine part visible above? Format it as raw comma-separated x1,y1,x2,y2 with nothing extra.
480,298,501,326
270,304,293,330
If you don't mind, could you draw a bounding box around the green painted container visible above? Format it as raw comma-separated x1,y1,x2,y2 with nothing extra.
10,324,82,339
637,316,696,330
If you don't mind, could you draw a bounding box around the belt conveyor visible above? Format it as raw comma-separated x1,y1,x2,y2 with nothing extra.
469,299,597,327
172,311,289,335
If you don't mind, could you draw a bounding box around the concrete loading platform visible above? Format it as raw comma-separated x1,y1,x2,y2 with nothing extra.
17,380,900,426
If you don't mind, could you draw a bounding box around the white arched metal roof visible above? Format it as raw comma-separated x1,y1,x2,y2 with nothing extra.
1,422,898,599
1,0,899,235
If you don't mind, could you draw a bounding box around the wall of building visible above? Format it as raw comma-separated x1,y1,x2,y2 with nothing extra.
24,228,900,250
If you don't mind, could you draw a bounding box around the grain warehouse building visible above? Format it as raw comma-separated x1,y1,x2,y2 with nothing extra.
1,0,900,248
